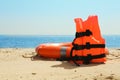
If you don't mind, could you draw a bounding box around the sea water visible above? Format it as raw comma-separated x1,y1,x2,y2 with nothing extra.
0,35,120,48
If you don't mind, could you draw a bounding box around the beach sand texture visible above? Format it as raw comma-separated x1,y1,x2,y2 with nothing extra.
0,48,120,80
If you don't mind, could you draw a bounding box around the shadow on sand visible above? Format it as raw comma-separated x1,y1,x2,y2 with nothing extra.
51,61,104,69
31,55,104,69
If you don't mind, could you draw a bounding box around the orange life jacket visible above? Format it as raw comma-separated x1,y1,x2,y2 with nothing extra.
68,15,106,66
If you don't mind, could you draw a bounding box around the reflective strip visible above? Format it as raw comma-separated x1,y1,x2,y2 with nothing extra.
60,47,67,58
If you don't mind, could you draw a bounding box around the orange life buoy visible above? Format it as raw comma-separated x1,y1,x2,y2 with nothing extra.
36,42,72,59
36,15,108,66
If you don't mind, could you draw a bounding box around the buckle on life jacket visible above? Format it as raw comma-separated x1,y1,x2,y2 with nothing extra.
75,29,92,38
83,54,92,64
86,42,90,49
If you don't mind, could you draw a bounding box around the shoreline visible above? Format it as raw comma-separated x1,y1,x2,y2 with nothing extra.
0,48,120,80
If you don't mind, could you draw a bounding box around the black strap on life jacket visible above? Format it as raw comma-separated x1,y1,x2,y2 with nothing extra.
73,42,105,50
76,29,92,38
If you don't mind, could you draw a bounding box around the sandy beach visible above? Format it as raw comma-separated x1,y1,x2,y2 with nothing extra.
0,48,120,80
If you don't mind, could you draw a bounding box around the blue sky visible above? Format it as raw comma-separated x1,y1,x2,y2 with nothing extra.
0,0,120,35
